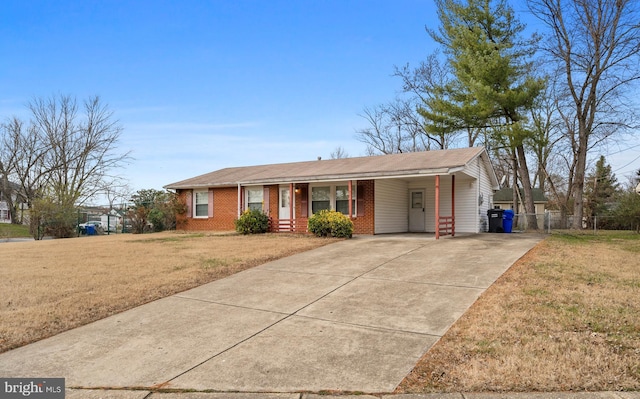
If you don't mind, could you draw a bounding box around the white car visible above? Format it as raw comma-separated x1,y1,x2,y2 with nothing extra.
79,221,102,234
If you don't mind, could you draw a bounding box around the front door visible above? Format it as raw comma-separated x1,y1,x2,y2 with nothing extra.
409,189,426,232
279,186,291,225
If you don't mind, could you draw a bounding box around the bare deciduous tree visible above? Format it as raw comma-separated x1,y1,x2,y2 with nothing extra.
99,177,133,210
1,117,52,223
355,99,432,155
329,146,350,159
28,95,129,205
528,0,640,228
394,53,467,148
355,104,405,155
0,94,130,237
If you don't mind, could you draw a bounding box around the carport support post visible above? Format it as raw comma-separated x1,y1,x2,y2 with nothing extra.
435,175,440,240
289,183,294,222
237,183,243,217
451,174,455,237
348,180,353,218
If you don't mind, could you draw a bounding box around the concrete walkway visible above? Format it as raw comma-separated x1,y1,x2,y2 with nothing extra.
1,233,563,396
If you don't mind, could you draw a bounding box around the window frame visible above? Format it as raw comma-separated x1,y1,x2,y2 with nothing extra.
245,186,264,212
193,190,209,218
335,185,356,216
308,183,356,217
311,186,331,214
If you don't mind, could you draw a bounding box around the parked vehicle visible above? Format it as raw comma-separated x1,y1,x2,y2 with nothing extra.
79,221,103,235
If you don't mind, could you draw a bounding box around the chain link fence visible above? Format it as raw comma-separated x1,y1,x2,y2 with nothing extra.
505,211,640,234
77,203,134,235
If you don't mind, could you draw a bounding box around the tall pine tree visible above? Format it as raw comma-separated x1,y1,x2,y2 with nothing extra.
584,156,619,228
426,0,545,228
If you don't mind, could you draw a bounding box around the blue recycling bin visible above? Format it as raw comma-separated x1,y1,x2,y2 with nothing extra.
86,225,96,235
503,209,514,233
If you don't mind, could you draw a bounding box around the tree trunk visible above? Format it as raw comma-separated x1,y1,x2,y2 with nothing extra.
572,126,589,229
516,144,539,230
511,151,518,212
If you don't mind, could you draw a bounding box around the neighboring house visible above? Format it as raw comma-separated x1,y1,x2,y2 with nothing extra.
100,209,125,232
0,200,10,223
0,181,27,224
493,187,548,229
164,147,500,237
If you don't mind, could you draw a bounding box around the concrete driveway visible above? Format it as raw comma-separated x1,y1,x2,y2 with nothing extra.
0,233,543,394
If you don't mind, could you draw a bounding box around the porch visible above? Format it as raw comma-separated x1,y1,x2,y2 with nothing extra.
268,217,309,233
258,175,458,239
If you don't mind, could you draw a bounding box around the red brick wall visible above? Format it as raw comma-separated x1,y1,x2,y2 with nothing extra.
176,187,238,231
294,183,307,220
293,180,375,235
353,180,375,235
267,185,279,218
176,180,376,234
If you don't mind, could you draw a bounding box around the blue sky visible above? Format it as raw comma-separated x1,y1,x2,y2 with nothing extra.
1,1,638,200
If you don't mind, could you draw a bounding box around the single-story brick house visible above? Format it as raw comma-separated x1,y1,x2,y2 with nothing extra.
164,146,499,237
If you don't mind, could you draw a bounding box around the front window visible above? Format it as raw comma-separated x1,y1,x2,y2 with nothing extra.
194,190,208,217
311,186,331,213
335,185,355,216
247,188,263,211
310,184,357,216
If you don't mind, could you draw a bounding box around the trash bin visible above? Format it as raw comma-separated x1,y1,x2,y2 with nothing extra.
86,225,96,236
487,209,504,233
503,209,514,233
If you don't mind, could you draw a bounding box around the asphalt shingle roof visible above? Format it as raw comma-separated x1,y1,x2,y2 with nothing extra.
165,147,487,189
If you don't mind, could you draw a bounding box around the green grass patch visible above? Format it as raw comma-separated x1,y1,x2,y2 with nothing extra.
0,223,31,238
523,288,549,297
131,233,207,243
201,257,232,269
475,339,500,355
551,230,640,251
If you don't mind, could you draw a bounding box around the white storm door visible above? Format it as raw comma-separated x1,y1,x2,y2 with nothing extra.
279,186,291,220
409,189,426,232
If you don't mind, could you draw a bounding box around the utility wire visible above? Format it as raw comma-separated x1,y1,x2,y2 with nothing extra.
613,152,640,174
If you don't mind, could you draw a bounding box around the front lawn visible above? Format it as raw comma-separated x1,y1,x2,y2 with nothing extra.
3,229,638,392
0,223,30,239
398,230,640,392
0,232,338,353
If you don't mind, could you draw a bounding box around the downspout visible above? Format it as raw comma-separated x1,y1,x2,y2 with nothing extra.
435,175,440,240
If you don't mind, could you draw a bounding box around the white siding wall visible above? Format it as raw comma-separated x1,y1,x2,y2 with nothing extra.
374,153,496,234
374,179,409,234
462,156,495,233
453,175,478,233
414,175,478,234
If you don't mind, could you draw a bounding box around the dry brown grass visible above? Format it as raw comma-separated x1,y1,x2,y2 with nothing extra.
398,231,640,393
0,231,338,353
